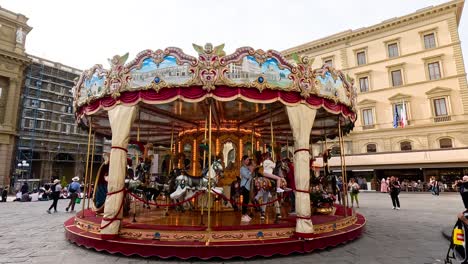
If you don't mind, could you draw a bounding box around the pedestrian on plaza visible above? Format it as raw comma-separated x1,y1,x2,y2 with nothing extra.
1,186,8,202
336,176,344,205
65,177,81,212
47,179,62,214
380,178,388,193
456,176,468,210
432,178,440,196
349,178,360,208
389,176,401,210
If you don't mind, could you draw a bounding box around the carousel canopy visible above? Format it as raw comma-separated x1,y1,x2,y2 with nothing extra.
73,43,357,145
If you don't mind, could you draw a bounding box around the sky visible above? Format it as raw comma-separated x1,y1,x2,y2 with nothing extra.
1,0,467,71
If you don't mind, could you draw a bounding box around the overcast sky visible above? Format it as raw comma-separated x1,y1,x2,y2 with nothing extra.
1,0,467,71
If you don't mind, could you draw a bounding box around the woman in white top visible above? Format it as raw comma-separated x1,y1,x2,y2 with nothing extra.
261,152,284,193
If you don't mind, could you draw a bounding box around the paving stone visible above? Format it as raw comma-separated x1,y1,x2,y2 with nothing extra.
0,193,463,263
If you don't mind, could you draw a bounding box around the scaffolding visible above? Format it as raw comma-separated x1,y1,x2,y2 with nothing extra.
14,56,104,190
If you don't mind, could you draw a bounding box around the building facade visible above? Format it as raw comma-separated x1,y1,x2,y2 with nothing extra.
0,7,31,188
283,0,468,186
15,56,104,190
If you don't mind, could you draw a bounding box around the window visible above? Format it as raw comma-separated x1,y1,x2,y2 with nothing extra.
359,77,369,92
392,103,409,122
391,70,403,86
439,138,453,149
362,108,374,126
433,98,448,116
366,144,377,153
428,62,441,80
400,141,412,151
324,59,333,67
388,43,399,58
424,33,436,49
357,51,366,65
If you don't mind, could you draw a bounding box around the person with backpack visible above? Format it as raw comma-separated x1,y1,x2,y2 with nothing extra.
348,178,360,208
47,179,62,214
66,177,81,212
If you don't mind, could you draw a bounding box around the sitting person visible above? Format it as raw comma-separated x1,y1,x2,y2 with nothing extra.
261,152,284,193
13,190,22,202
21,192,31,202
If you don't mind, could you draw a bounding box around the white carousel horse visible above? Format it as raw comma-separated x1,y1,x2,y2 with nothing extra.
170,160,224,206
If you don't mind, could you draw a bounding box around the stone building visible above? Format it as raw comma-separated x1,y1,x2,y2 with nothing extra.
283,0,468,185
0,7,31,188
14,55,104,190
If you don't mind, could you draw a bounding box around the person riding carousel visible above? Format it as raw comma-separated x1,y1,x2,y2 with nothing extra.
261,152,284,193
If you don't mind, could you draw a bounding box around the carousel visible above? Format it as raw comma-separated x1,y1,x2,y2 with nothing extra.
64,43,366,259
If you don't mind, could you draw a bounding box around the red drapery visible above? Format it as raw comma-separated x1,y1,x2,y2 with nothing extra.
79,86,356,121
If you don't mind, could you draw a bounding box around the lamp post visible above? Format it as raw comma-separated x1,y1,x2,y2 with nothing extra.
17,160,30,181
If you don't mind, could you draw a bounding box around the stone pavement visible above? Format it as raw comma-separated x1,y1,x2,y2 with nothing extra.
0,192,463,264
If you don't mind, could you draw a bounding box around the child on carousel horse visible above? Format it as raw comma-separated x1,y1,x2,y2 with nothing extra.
260,152,286,193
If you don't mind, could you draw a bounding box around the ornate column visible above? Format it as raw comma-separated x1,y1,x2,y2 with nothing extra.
286,104,316,236
100,105,137,239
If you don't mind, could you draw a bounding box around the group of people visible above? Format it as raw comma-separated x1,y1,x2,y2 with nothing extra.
46,176,82,214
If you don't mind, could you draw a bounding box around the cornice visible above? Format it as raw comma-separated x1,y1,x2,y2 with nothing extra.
0,50,31,64
283,0,463,56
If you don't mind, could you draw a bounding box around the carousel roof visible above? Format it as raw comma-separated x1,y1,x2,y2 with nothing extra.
73,43,357,144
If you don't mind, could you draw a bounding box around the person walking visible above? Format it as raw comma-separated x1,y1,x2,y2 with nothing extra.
389,176,401,210
66,177,81,212
336,176,344,205
47,179,62,214
349,178,360,208
240,155,254,222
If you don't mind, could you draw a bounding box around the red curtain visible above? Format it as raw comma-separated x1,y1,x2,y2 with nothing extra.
77,86,356,121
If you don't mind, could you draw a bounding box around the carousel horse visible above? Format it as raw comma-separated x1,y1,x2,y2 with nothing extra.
253,161,288,220
169,160,224,210
128,158,169,209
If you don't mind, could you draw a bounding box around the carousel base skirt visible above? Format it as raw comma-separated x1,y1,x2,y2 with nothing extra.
64,205,365,259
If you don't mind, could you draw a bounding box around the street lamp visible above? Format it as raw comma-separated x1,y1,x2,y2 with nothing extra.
17,160,30,180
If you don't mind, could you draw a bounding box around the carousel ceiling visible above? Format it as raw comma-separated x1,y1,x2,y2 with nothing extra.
74,43,357,145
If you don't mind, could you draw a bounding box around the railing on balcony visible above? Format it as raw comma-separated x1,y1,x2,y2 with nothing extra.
434,115,451,123
362,124,375,130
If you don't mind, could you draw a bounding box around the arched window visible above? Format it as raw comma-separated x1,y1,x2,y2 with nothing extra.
366,144,377,153
400,141,412,151
439,138,453,149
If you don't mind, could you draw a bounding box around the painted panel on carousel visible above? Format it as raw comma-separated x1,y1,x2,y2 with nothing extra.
79,71,106,105
130,56,193,88
224,56,292,89
316,69,351,105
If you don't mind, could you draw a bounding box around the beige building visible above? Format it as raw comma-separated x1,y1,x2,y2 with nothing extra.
0,7,31,188
284,0,468,186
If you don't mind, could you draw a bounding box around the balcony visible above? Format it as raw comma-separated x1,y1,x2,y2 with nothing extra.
434,115,451,123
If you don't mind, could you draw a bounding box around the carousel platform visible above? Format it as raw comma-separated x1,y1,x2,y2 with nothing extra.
64,204,365,259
